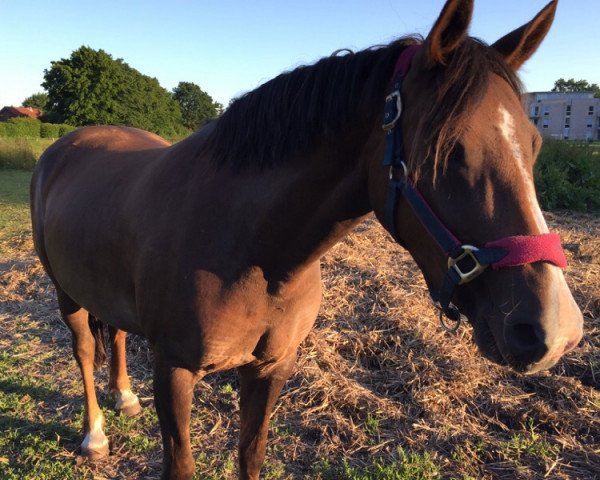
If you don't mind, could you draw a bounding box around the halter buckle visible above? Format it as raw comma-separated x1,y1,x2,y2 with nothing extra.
448,245,487,285
382,90,402,131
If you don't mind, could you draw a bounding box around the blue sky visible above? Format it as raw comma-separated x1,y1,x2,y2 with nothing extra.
1,0,599,108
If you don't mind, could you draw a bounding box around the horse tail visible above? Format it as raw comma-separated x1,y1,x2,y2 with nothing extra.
88,315,108,369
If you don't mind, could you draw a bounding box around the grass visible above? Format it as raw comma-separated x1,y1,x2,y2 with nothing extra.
313,449,440,480
0,167,599,478
0,338,92,479
0,170,32,253
0,137,54,170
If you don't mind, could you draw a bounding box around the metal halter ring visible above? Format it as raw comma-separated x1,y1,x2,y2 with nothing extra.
439,308,462,333
388,161,408,180
432,299,463,333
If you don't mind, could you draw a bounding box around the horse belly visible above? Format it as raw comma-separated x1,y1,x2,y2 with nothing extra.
45,243,142,334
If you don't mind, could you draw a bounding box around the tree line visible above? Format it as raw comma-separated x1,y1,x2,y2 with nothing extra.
551,78,600,97
22,48,599,138
22,46,223,138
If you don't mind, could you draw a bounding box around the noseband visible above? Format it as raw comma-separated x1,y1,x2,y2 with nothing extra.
382,44,568,332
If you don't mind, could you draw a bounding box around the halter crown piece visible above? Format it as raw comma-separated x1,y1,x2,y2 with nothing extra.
382,44,568,332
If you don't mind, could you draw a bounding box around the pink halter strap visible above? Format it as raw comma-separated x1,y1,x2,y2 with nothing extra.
393,44,421,77
486,233,567,269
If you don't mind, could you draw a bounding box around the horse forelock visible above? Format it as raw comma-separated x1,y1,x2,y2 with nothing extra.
406,38,523,184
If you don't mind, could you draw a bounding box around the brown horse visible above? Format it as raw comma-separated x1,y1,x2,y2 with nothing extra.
30,0,582,478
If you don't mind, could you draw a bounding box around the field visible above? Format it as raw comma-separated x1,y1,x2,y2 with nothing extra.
0,138,55,171
0,167,599,480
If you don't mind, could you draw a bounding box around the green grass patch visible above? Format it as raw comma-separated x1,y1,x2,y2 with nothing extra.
0,343,88,480
0,169,32,252
313,449,440,480
364,413,381,438
535,139,600,213
500,419,558,464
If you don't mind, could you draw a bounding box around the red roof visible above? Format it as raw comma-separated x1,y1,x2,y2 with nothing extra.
0,106,42,119
14,106,42,118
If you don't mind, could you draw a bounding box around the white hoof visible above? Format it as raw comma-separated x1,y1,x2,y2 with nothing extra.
81,415,109,460
114,388,142,417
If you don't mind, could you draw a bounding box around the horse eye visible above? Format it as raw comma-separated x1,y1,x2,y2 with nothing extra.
449,144,466,164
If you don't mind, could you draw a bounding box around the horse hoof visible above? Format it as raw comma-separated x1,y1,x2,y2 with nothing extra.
113,389,142,417
119,400,143,417
81,442,109,462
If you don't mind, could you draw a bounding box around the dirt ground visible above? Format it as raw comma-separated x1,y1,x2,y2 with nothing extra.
1,211,598,479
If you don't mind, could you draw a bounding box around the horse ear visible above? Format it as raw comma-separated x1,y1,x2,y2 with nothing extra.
425,0,474,66
491,1,558,70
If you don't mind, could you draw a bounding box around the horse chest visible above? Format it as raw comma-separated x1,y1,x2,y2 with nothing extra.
188,268,322,372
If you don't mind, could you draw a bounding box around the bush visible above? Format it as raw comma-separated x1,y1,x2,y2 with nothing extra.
0,118,41,137
535,139,600,213
40,123,61,138
58,124,76,136
0,118,76,139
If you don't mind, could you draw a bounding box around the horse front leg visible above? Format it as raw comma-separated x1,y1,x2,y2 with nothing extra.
237,352,297,480
153,348,198,480
108,326,142,416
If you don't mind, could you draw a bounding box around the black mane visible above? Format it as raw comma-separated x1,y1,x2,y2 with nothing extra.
203,35,521,173
204,37,419,171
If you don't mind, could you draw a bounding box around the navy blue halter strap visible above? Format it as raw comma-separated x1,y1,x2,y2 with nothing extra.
382,45,508,331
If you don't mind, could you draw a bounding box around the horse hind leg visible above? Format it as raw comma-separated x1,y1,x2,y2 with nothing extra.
58,292,109,460
108,326,142,417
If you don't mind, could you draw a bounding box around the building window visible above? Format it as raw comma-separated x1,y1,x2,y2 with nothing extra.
533,118,539,126
588,123,594,128
566,105,571,115
564,117,571,128
534,106,539,116
589,106,595,115
542,119,549,129
543,106,550,116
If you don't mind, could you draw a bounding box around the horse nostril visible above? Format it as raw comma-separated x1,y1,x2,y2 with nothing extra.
505,322,547,365
512,323,539,348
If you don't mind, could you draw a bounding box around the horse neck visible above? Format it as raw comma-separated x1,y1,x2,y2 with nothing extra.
216,122,382,283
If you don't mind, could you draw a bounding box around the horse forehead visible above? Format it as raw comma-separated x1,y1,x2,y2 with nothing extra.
466,76,530,152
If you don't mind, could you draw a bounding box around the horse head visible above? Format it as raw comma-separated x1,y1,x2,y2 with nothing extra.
370,0,583,373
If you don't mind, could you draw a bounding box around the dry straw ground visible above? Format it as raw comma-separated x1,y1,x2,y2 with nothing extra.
1,211,598,479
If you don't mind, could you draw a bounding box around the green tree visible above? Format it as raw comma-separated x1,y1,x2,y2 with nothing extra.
172,81,223,130
22,92,48,111
42,46,184,137
552,78,600,97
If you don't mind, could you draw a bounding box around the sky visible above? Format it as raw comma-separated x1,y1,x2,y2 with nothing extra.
1,0,599,108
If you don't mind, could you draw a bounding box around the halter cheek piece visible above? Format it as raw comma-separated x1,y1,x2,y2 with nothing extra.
383,44,568,332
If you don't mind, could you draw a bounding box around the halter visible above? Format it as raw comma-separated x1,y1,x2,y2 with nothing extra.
382,44,568,332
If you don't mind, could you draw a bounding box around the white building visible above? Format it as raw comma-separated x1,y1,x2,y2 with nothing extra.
523,91,600,141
